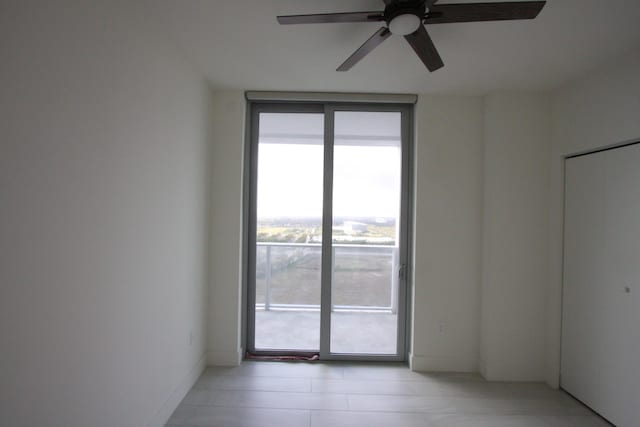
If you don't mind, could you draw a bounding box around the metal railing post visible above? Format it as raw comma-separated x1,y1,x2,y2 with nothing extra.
265,244,272,311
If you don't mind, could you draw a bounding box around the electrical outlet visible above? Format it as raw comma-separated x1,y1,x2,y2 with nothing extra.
439,322,446,335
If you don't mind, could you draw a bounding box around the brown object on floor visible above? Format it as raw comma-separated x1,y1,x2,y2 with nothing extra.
245,352,319,362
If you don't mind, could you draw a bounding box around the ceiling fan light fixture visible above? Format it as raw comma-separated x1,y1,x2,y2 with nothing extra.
388,13,422,36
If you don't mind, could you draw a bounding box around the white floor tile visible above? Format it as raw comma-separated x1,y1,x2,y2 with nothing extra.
194,375,311,393
311,410,434,427
184,389,348,410
168,405,309,427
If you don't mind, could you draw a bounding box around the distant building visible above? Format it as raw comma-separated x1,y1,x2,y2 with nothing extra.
343,221,368,234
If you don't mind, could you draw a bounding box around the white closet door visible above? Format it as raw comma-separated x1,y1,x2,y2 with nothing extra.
561,143,640,427
561,152,607,412
600,145,640,426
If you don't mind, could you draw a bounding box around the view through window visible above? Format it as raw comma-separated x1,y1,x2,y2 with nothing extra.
250,105,408,358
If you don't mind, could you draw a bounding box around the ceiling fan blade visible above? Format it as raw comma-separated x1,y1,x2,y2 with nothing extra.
404,25,444,72
277,11,384,25
337,27,391,71
426,1,546,24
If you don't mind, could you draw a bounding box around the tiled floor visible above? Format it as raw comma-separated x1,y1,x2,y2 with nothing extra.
166,361,608,427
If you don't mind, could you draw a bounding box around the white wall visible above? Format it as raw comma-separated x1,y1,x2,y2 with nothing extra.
410,96,484,372
480,93,550,381
547,49,640,386
207,91,246,366
0,2,211,426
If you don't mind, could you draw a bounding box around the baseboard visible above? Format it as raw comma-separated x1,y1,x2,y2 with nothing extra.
545,367,560,389
207,347,243,366
479,367,546,382
146,353,207,427
409,353,477,373
479,357,487,378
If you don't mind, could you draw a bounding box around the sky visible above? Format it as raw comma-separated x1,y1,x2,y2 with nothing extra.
256,112,402,219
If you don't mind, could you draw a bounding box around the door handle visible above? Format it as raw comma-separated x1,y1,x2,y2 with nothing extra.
398,263,407,280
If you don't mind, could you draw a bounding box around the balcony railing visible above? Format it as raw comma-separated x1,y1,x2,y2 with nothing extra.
255,242,399,314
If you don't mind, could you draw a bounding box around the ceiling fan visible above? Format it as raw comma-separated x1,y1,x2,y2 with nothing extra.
277,0,546,72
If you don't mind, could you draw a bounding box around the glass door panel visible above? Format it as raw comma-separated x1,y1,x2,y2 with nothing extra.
253,112,324,351
329,111,402,354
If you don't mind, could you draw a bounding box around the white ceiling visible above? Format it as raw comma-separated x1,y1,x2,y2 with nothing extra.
141,0,640,95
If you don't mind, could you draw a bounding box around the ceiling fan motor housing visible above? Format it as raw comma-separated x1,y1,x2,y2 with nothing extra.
385,1,427,35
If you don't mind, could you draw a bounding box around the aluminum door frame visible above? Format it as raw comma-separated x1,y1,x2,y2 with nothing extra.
244,100,414,362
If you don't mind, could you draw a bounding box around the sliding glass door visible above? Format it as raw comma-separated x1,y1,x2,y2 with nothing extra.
247,102,411,360
328,111,403,355
252,108,324,352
